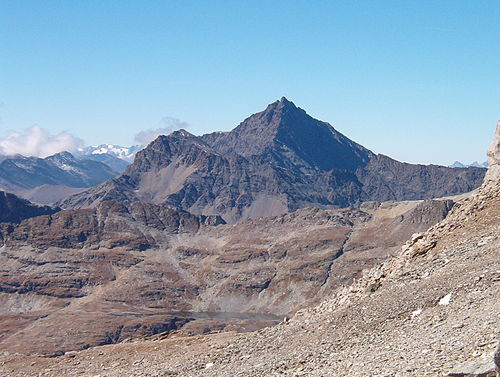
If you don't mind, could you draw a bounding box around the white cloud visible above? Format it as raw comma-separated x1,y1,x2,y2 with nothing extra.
0,125,83,158
134,116,189,145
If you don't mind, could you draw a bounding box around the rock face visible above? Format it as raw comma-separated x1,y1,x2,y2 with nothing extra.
0,190,59,223
204,97,373,172
0,151,120,204
0,200,224,250
0,195,452,356
58,98,485,222
484,120,500,183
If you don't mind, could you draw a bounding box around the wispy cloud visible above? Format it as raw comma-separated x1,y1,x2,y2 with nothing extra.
0,125,83,158
134,116,190,145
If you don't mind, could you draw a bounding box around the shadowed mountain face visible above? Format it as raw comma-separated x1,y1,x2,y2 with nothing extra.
58,98,485,222
0,191,59,223
204,97,373,172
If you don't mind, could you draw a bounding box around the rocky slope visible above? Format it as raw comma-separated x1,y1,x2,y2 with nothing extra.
0,200,224,250
0,193,454,357
58,98,485,222
0,152,119,204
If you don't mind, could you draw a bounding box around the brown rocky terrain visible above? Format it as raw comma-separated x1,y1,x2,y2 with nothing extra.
58,98,485,222
1,122,497,376
0,195,453,357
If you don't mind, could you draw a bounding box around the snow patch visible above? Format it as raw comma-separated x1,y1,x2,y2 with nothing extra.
411,308,422,318
438,293,452,306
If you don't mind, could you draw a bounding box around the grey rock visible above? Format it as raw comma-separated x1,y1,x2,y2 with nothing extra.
484,120,500,183
446,357,497,376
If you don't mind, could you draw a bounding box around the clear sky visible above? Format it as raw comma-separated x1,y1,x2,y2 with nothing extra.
1,1,498,165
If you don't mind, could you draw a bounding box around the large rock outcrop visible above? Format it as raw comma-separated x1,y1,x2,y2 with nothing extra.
484,120,500,184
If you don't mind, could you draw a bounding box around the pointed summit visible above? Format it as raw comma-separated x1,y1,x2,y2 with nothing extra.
168,129,195,138
208,98,373,171
278,96,294,106
265,96,300,114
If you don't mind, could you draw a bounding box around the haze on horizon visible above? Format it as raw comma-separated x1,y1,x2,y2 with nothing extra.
0,1,498,166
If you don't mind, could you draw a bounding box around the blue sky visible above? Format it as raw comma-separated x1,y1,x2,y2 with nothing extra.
0,1,498,165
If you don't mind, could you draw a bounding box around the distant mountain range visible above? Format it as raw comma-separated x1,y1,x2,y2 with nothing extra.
76,144,142,172
0,98,487,213
77,144,141,161
0,143,141,204
449,161,489,168
58,98,486,222
0,152,119,203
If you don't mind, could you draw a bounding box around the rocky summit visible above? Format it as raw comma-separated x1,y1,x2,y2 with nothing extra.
58,98,485,222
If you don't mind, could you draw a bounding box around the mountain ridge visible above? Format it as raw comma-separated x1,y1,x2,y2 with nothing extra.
0,151,120,204
58,99,486,222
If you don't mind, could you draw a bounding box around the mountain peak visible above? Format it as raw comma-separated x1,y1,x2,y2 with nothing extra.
208,98,373,171
46,151,75,161
279,96,293,105
168,129,195,138
264,96,300,115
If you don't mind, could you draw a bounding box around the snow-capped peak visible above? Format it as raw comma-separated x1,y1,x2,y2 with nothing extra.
78,144,141,162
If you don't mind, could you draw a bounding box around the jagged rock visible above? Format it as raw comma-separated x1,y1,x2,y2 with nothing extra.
484,120,500,184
